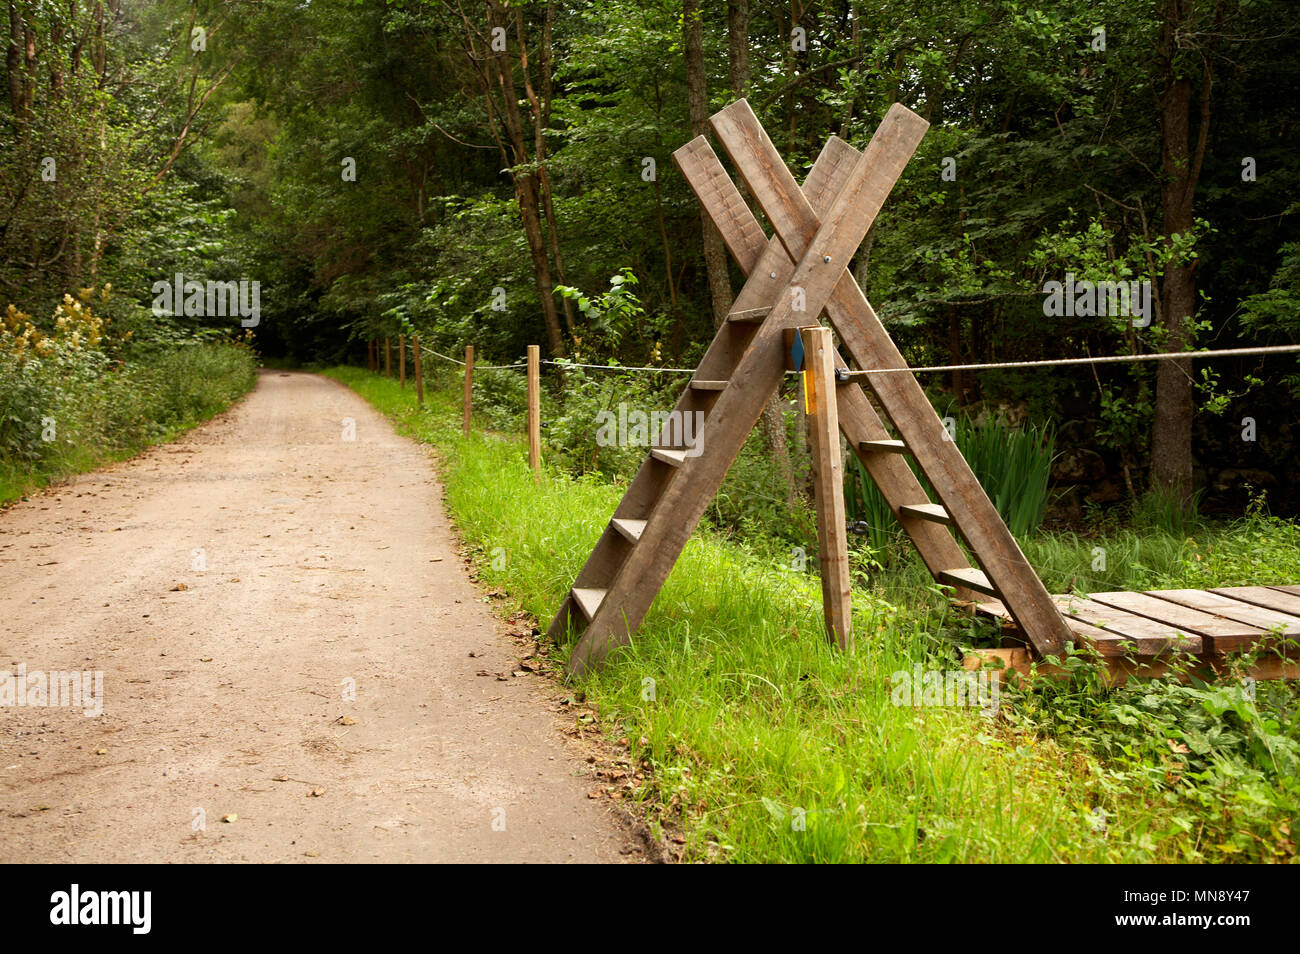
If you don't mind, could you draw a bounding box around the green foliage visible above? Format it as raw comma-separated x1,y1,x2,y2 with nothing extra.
0,341,257,505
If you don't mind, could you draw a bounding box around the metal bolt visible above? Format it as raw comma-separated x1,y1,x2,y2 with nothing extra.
823,255,832,263
769,271,777,279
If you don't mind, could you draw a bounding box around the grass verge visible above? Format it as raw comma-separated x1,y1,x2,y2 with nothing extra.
326,364,1300,863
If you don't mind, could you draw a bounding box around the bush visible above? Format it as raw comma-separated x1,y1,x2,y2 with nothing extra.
0,334,256,504
473,365,529,431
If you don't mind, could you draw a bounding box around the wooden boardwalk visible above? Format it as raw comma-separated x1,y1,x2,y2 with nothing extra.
976,585,1300,674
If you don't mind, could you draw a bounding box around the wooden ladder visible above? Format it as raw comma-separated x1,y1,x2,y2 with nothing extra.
549,100,1071,674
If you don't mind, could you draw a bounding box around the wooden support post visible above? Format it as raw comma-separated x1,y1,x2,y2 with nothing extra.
527,345,541,480
802,325,853,649
367,339,374,372
384,338,391,377
463,345,474,436
413,335,424,406
399,335,406,388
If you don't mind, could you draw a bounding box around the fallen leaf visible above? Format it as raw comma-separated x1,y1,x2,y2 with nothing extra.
337,716,357,726
221,813,237,823
94,748,107,755
307,788,325,798
170,583,188,591
272,775,289,782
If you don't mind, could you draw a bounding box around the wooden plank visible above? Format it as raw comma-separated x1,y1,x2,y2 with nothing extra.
898,503,951,525
650,448,687,467
1210,586,1300,617
711,100,818,264
413,335,424,405
571,588,606,621
690,379,729,390
860,439,908,454
1086,591,1266,653
527,345,541,480
965,646,1300,686
728,306,771,323
710,101,1069,658
1054,595,1202,654
803,325,852,649
975,599,1132,655
462,345,474,436
611,518,646,543
1270,585,1300,597
1143,588,1300,649
672,136,769,275
938,568,998,597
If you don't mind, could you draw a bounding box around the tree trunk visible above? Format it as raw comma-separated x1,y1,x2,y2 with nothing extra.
1151,0,1217,504
487,1,566,358
684,0,732,329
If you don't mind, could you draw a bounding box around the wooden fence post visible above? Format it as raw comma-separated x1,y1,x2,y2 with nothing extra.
384,337,391,377
463,345,474,436
399,335,406,388
802,325,852,650
527,344,541,480
413,335,424,405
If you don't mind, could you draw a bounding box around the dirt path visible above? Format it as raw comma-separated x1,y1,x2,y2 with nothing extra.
0,370,642,863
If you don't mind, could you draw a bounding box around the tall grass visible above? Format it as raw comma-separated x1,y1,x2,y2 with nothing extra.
845,414,1055,554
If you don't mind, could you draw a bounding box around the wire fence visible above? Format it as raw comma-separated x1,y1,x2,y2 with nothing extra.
415,341,1300,378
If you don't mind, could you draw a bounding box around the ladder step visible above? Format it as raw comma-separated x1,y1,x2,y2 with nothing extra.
690,379,729,391
727,306,771,323
859,439,908,454
610,518,647,542
937,568,999,597
898,503,952,525
571,587,607,621
650,448,688,467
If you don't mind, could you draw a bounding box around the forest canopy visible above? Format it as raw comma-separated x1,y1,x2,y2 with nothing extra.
3,0,1298,516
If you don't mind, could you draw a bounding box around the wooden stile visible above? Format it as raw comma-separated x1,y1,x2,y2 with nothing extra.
549,97,1294,678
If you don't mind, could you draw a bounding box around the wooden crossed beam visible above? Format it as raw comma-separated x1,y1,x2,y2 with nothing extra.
551,100,1070,675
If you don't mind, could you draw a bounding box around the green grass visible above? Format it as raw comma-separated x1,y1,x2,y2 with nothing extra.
0,342,258,505
326,364,1300,863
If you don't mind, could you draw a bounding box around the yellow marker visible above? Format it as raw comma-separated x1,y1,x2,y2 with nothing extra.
803,364,815,415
